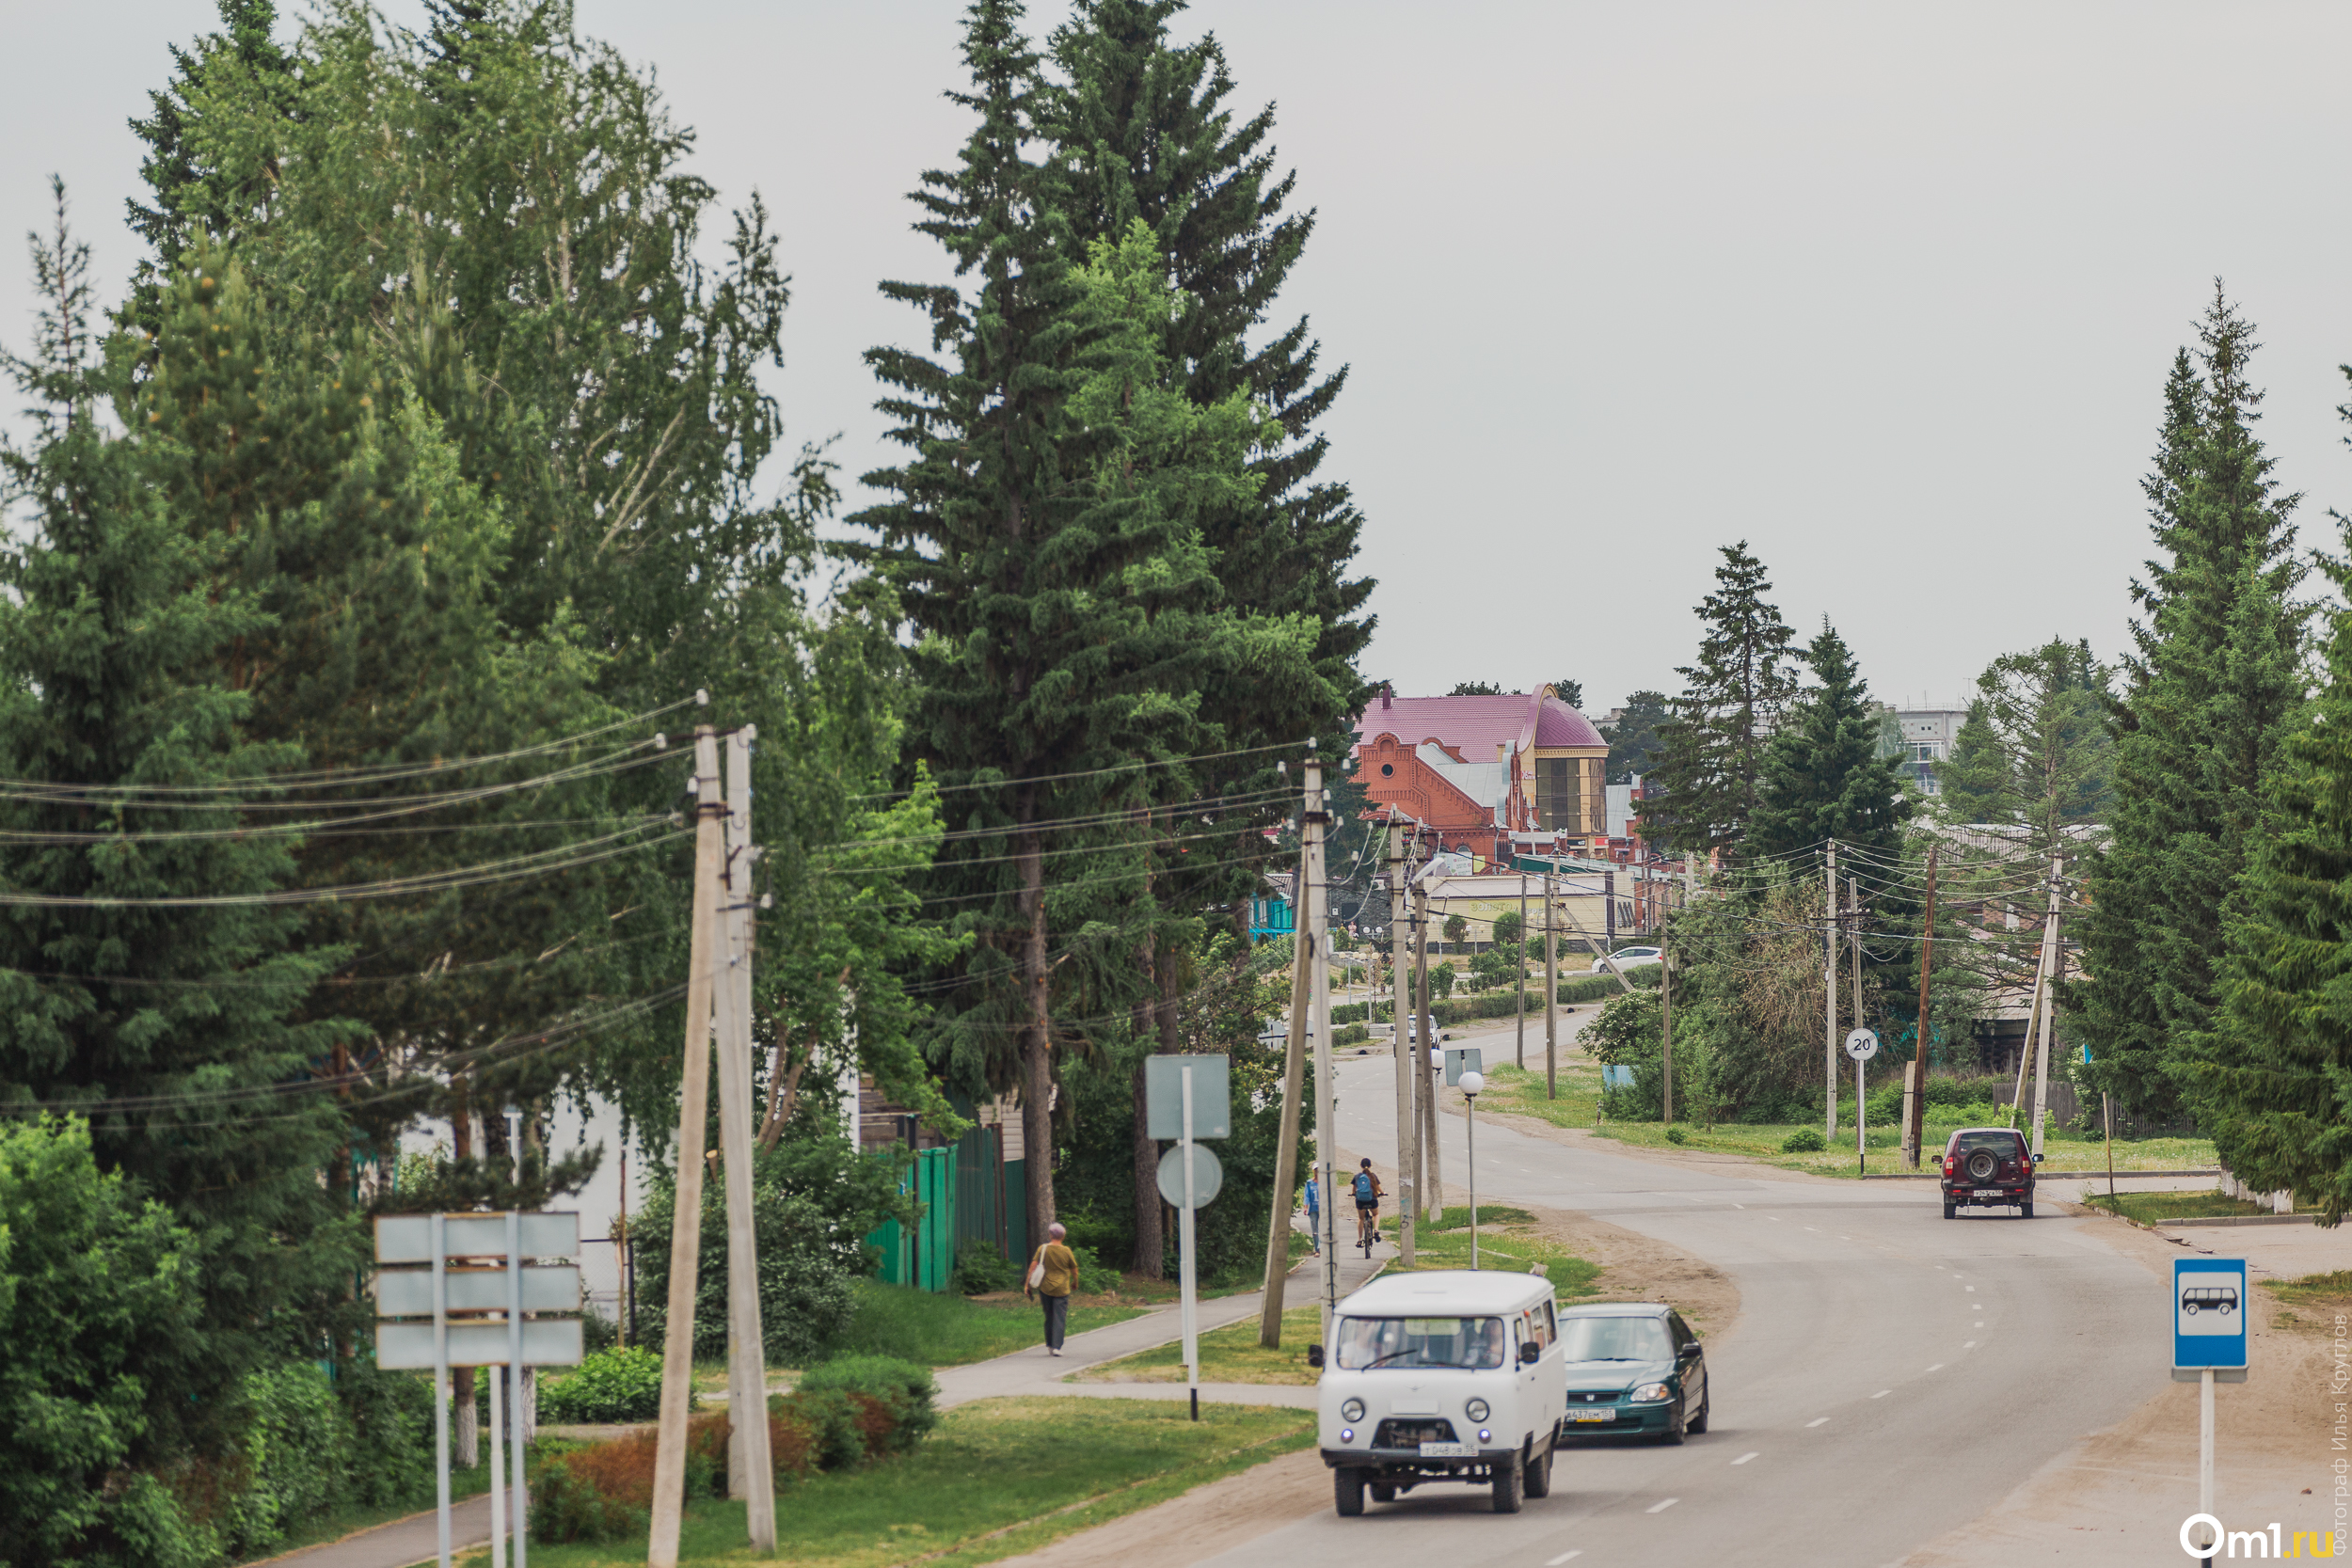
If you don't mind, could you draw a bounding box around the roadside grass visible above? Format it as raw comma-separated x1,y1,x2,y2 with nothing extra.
818,1278,1151,1369
1473,1063,2217,1179
1378,1208,1603,1298
2263,1271,2352,1307
256,1456,496,1560
2088,1189,2324,1225
1075,1305,1324,1386
470,1397,1312,1568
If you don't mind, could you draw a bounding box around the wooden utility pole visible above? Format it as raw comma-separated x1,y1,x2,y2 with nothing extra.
715,727,774,1548
1414,877,1438,1222
1259,756,1317,1346
1390,820,1416,1267
1515,873,1528,1069
1907,844,1937,1168
1824,840,1838,1141
650,725,723,1568
1544,874,1558,1101
1661,936,1674,1125
2029,851,2062,1158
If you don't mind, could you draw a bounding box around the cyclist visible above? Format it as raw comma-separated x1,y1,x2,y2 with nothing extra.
1351,1159,1385,1252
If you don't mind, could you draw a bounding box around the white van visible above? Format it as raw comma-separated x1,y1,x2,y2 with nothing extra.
1309,1270,1568,1515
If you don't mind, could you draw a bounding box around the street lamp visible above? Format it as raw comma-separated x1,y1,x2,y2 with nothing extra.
1459,1070,1485,1270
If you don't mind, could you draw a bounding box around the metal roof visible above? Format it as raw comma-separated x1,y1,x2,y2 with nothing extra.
1337,1268,1556,1315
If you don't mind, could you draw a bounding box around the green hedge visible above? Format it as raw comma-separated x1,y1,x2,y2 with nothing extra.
1332,967,1659,1030
539,1346,664,1425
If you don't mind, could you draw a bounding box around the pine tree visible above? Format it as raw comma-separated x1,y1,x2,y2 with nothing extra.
1748,622,1911,869
1644,542,1801,858
2196,549,2352,1220
123,0,297,335
1603,689,1670,784
0,190,355,1449
2074,287,2307,1120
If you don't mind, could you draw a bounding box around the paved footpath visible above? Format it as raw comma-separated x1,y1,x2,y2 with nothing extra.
246,1236,1383,1568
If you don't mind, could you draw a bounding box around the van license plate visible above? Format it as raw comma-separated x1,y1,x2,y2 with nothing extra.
1973,1188,2005,1196
1565,1409,1616,1422
1419,1440,1475,1457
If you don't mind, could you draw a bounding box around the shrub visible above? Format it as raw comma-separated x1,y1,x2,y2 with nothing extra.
529,1456,644,1544
951,1239,1018,1296
1781,1128,1827,1153
539,1346,666,1425
778,1387,866,1470
796,1356,938,1454
337,1360,434,1509
1665,1126,1686,1145
222,1362,352,1558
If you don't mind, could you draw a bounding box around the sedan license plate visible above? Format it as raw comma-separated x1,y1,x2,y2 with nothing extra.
1565,1409,1617,1422
1973,1188,2006,1197
1419,1440,1475,1457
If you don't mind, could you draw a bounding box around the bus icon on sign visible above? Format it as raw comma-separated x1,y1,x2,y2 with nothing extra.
2180,1286,2237,1316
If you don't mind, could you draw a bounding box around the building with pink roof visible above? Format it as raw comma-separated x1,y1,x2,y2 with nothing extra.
1349,685,1610,864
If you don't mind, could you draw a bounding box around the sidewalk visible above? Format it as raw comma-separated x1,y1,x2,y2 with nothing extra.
932,1233,1389,1409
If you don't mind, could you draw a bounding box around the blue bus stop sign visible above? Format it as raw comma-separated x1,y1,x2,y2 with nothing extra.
2173,1257,2248,1373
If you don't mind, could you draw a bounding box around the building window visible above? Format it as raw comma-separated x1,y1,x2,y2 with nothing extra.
1535,756,1590,834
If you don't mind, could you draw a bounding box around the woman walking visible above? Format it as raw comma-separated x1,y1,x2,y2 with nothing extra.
1025,1222,1080,1355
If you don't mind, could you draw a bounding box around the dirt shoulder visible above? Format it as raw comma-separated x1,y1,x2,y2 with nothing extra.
1900,1209,2344,1565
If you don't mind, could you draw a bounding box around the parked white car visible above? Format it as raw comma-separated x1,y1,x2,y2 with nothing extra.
1311,1270,1569,1515
1589,946,1661,974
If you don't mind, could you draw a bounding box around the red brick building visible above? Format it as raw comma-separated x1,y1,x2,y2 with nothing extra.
1349,686,1611,864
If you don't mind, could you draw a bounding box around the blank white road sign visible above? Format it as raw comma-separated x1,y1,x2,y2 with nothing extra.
374,1265,581,1317
374,1212,580,1262
376,1318,584,1370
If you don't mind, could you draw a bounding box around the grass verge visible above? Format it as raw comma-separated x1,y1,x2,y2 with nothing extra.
1074,1305,1324,1386
1473,1063,2217,1179
248,1458,497,1561
818,1279,1151,1369
2088,1189,2322,1224
1379,1208,1603,1297
467,1397,1312,1568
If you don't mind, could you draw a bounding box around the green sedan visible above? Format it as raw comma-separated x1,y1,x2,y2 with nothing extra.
1553,1303,1710,1444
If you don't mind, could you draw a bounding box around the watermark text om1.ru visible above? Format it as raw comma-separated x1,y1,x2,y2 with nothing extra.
2180,1517,2344,1559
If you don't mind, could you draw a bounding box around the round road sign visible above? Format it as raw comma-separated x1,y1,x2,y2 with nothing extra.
1844,1028,1880,1062
1155,1144,1224,1209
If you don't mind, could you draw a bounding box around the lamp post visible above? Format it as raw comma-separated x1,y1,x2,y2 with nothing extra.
1460,1070,1485,1270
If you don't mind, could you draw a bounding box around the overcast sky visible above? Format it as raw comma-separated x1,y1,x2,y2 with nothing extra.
8,0,2352,719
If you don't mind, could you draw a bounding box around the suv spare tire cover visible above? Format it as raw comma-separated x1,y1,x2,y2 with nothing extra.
1965,1149,2000,1181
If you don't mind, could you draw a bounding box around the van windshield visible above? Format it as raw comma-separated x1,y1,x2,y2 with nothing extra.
1335,1316,1505,1370
1557,1315,1672,1362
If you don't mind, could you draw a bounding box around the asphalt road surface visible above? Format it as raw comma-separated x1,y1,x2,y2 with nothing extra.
1218,1053,2169,1568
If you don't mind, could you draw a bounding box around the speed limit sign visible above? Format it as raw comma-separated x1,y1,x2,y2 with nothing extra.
1844,1028,1880,1062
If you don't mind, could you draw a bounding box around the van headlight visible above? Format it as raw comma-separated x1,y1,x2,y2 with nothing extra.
1464,1398,1490,1422
1629,1382,1671,1404
1340,1398,1366,1423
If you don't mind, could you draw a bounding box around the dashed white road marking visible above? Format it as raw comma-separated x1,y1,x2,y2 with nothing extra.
1806,1417,1830,1428
1964,1286,1976,1292
1648,1497,1680,1513
1732,1451,1758,1465
1546,1553,1582,1565
1871,1389,1891,1399
1963,1340,1977,1348
1926,1363,1944,1371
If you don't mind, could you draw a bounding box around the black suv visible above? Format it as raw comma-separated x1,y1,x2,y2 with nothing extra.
1937,1127,2041,1218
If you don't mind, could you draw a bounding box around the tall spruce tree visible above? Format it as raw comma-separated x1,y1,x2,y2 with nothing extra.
1645,542,1801,858
1931,640,2112,850
0,191,356,1449
2074,288,2308,1120
1748,622,1911,869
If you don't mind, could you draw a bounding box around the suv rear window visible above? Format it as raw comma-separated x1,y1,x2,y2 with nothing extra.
1950,1131,2024,1157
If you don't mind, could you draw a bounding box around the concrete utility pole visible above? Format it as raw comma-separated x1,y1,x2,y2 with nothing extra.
1390,820,1416,1267
650,725,723,1568
1258,752,1318,1347
1848,874,1862,1122
2029,850,2062,1158
2010,866,2059,1125
1824,840,1838,1141
1907,844,1937,1168
1661,936,1674,1125
1305,753,1339,1323
1516,873,1528,1069
1544,874,1558,1101
1414,875,1439,1223
714,727,774,1548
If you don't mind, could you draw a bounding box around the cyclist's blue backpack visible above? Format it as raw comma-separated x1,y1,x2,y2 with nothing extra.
1352,1171,1375,1202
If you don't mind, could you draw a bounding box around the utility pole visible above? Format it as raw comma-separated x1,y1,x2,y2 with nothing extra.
1389,818,1416,1267
1414,875,1439,1224
1306,753,1339,1324
1849,874,1861,1125
1907,844,1937,1168
1604,867,1616,956
1515,873,1528,1069
1661,933,1674,1125
1824,840,1838,1141
1259,752,1318,1347
650,724,723,1568
1544,874,1558,1101
2029,851,2062,1158
715,727,774,1549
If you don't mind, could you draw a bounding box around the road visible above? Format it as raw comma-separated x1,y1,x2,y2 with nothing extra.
1207,1051,2171,1568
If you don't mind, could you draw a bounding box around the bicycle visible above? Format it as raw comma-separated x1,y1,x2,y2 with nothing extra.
1356,1203,1378,1257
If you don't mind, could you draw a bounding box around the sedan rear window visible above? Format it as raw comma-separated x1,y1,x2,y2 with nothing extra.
1335,1316,1506,1370
1557,1315,1673,1362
